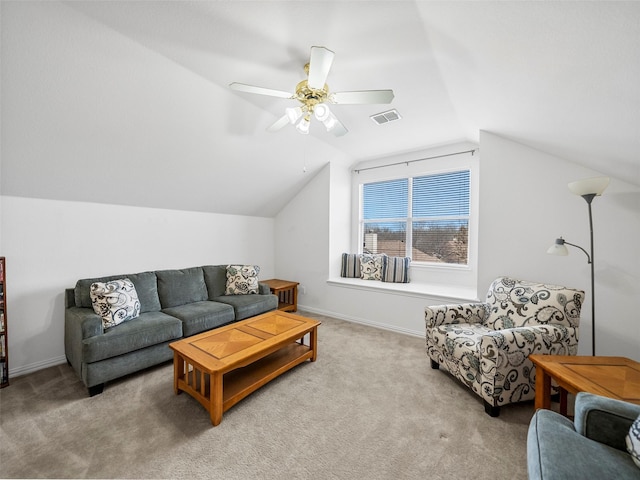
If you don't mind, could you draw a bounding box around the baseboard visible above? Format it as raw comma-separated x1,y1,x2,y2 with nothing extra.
298,304,424,338
10,355,68,379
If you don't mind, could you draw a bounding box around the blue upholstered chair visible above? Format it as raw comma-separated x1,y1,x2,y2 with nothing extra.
527,392,640,479
425,276,584,416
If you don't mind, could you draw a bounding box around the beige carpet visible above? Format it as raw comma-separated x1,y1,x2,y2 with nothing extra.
0,312,534,479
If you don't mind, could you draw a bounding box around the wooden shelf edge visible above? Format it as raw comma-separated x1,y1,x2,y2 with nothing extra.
222,343,312,410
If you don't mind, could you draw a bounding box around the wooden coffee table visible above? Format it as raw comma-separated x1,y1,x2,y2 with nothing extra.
530,355,640,415
170,310,320,425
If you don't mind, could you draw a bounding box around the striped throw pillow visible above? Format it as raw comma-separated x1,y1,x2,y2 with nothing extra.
341,253,362,278
382,256,411,283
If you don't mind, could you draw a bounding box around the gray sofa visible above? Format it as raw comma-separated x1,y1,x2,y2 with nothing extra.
65,265,278,396
527,392,640,479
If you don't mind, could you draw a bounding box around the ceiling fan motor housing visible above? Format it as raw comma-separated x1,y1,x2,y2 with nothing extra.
295,79,329,114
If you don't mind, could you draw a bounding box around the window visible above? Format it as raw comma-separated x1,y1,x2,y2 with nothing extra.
361,170,470,265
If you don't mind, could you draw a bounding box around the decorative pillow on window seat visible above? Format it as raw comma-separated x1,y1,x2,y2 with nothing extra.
90,278,141,329
225,265,260,295
382,256,411,283
341,253,362,278
360,253,386,280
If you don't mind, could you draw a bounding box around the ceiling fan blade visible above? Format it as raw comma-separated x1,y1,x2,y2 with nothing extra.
266,114,291,132
331,90,395,105
307,46,335,90
330,116,348,137
229,82,294,99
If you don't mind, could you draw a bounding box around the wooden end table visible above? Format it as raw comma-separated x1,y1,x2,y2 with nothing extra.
170,310,320,426
262,279,299,312
530,354,640,415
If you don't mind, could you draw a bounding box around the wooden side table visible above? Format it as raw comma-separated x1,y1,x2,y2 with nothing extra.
262,279,299,312
530,354,640,416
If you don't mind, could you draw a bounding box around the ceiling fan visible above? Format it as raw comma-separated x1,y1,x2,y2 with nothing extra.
229,46,394,137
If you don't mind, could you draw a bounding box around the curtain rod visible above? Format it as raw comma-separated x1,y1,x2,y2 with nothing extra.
353,148,477,174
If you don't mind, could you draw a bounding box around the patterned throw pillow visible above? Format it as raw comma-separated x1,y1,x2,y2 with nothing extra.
90,278,141,329
382,256,411,283
341,253,362,278
225,265,260,295
627,414,640,469
360,254,385,280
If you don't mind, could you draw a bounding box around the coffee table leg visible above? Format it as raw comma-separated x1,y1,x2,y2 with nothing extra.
210,372,223,426
310,327,318,362
173,352,183,395
535,368,551,411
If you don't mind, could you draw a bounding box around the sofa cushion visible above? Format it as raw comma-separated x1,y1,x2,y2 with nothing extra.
75,271,161,313
202,265,227,299
214,294,278,321
82,311,182,363
161,301,235,337
225,265,260,295
90,278,141,329
156,267,208,308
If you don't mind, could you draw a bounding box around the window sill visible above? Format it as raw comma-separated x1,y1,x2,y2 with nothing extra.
326,277,479,303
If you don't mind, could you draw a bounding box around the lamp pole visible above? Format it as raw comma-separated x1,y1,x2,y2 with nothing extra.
583,193,597,356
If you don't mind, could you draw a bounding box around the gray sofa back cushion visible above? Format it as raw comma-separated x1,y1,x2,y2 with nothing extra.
156,267,208,308
202,265,227,299
74,271,161,313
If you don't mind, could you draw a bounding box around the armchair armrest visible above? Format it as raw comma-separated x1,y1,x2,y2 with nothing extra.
425,303,488,329
574,392,640,451
481,324,579,359
478,325,579,403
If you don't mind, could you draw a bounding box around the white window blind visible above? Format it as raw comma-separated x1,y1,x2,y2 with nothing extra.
361,170,470,264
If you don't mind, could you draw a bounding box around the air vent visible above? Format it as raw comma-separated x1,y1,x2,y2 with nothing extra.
370,109,402,125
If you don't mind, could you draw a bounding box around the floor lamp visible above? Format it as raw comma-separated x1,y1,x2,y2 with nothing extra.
547,176,609,356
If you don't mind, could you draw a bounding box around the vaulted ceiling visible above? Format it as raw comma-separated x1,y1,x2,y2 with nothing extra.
2,1,639,217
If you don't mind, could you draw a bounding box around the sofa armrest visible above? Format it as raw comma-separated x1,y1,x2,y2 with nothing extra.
574,392,640,451
425,303,488,329
64,306,104,375
258,282,270,295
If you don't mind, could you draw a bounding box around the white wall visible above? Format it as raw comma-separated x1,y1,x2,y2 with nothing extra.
277,132,640,361
478,131,640,360
1,196,275,376
276,148,482,338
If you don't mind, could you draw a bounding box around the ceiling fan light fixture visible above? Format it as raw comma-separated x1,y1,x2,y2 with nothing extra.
314,104,330,121
313,104,337,132
286,106,303,124
295,116,311,134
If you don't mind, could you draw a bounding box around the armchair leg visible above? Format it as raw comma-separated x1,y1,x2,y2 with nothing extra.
483,401,500,417
430,359,440,369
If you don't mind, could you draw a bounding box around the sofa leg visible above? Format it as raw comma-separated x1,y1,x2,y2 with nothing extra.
430,359,440,370
88,384,104,397
484,401,500,417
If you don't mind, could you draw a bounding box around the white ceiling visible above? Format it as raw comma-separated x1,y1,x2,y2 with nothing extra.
2,1,639,217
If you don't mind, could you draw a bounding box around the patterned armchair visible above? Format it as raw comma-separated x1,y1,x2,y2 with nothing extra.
425,277,585,417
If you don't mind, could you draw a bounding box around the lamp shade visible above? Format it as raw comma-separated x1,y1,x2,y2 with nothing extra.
547,238,569,256
568,176,610,196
